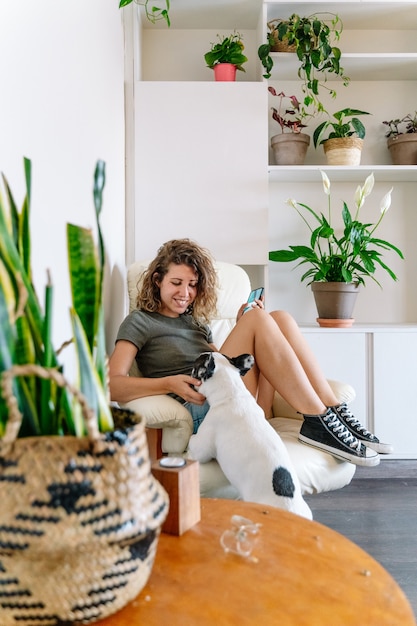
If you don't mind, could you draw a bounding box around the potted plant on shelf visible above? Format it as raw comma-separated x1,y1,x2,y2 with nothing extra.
257,13,349,113
204,31,248,81
383,112,417,165
268,86,314,165
119,0,171,26
313,108,370,165
269,171,404,327
0,158,168,625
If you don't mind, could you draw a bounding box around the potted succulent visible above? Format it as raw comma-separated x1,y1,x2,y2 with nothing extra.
0,159,168,625
268,86,314,165
382,112,417,165
313,108,371,165
204,32,248,81
257,13,349,113
119,0,171,26
269,171,404,326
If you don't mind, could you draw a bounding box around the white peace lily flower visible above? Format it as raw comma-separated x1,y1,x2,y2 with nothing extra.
286,198,298,209
355,173,375,210
380,187,393,214
362,173,375,198
354,184,363,209
320,170,331,195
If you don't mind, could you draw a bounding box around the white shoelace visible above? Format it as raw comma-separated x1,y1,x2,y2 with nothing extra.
325,413,362,451
338,406,375,439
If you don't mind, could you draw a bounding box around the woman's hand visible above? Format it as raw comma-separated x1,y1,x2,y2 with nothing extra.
109,340,206,404
236,295,265,322
168,375,206,405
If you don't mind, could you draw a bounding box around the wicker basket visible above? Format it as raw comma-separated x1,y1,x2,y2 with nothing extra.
0,364,169,626
267,19,297,53
323,137,364,166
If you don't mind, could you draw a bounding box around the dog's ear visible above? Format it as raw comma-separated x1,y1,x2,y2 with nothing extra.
224,353,255,377
191,352,215,381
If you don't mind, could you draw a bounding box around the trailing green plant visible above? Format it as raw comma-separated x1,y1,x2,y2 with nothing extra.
119,0,170,27
313,108,370,148
382,112,417,137
268,86,314,134
204,32,248,72
258,13,349,113
0,159,113,438
269,171,404,286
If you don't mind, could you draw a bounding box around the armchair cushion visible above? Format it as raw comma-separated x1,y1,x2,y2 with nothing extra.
125,395,192,455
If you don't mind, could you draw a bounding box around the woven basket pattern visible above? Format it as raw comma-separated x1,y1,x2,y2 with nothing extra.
267,19,296,53
0,367,169,626
323,138,363,166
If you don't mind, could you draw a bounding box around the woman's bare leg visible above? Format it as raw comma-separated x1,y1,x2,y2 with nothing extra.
220,307,382,467
220,308,327,415
268,310,339,406
257,373,275,418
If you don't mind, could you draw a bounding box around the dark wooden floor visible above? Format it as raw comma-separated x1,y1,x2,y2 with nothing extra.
305,460,417,619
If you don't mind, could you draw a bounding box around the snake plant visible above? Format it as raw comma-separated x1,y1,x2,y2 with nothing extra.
0,159,113,437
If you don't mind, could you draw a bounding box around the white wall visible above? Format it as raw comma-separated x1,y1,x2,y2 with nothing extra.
0,0,126,375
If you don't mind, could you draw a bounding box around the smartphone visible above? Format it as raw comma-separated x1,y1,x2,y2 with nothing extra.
243,287,264,313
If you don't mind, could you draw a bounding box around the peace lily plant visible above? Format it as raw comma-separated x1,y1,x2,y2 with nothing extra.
269,171,404,286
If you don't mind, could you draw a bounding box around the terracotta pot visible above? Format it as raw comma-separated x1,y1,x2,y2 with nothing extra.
213,63,237,82
311,282,360,328
323,137,363,166
387,134,417,165
271,133,310,165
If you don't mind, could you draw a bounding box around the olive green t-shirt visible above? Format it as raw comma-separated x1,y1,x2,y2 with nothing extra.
116,310,213,379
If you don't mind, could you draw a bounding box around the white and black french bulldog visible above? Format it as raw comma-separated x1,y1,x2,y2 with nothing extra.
188,352,312,520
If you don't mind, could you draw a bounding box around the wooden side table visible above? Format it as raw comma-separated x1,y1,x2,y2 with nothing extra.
97,498,416,626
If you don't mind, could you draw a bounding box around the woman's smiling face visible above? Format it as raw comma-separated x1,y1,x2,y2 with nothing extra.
156,263,199,317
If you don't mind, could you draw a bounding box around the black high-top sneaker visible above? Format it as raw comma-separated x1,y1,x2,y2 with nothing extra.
299,408,380,466
331,403,394,454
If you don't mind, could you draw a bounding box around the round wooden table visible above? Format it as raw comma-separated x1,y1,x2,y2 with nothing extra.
97,498,415,626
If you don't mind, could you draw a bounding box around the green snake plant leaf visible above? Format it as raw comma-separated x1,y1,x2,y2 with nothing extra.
0,158,74,436
70,309,113,434
67,159,111,432
67,223,99,352
0,274,15,434
91,161,109,399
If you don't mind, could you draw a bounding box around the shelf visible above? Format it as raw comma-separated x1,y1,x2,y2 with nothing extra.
139,0,262,30
268,165,417,183
268,52,417,82
265,2,417,31
300,323,417,333
140,0,417,31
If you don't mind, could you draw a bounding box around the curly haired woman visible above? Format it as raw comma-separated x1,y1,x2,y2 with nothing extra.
109,238,392,466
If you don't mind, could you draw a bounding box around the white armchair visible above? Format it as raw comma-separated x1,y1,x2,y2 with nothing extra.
122,261,356,498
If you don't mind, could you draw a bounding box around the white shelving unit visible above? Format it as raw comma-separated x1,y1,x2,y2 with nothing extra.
268,165,417,183
127,0,417,457
263,1,417,457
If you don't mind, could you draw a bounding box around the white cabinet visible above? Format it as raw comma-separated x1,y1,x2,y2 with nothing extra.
301,327,368,420
302,326,417,458
373,329,417,458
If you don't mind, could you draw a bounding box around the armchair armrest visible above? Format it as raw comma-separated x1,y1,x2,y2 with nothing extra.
271,380,356,421
122,395,193,454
